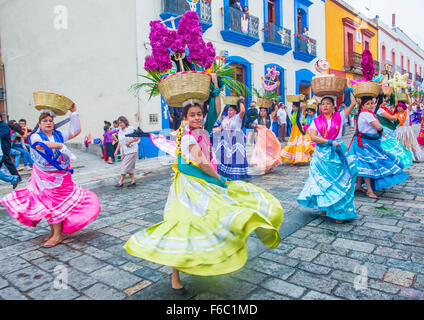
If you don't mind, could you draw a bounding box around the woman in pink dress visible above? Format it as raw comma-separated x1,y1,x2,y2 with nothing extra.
1,104,101,247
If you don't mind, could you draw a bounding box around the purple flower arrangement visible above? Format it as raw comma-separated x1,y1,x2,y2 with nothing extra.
144,11,216,73
361,49,375,81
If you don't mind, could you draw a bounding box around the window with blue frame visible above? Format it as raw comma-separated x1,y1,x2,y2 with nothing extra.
221,0,260,47
293,0,317,62
262,0,292,56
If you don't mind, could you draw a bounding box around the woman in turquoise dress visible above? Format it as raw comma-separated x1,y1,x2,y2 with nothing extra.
297,93,358,224
375,94,413,168
124,99,283,292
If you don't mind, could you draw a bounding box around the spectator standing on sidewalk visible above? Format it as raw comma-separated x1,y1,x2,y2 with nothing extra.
114,116,140,188
103,121,119,164
277,102,287,142
0,114,21,180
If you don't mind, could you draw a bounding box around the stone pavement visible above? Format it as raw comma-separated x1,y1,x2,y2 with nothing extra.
0,126,423,300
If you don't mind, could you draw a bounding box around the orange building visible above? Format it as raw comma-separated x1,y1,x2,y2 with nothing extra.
325,0,379,81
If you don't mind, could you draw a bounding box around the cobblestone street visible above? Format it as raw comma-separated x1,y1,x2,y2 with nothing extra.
0,128,423,300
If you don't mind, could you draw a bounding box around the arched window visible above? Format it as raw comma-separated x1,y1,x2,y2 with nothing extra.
391,50,396,70
381,45,386,63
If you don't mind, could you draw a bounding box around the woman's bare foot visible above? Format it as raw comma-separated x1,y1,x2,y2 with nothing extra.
43,236,63,248
335,220,345,224
44,231,54,241
319,211,327,217
366,191,378,199
171,269,184,290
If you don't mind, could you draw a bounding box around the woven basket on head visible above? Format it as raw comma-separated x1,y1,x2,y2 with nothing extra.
311,77,347,97
158,71,211,107
33,91,74,116
382,86,394,96
287,95,300,103
396,93,408,102
257,98,273,108
352,81,382,98
222,96,240,106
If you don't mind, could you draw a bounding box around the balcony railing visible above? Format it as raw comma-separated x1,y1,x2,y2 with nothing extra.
294,34,317,56
417,74,423,83
223,6,259,39
344,52,379,75
409,72,413,80
162,0,212,25
264,22,291,48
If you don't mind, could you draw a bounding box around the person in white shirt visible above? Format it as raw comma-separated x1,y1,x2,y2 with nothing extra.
277,103,287,142
114,116,140,188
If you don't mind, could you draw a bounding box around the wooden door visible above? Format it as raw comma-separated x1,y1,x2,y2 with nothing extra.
268,0,275,24
230,63,245,97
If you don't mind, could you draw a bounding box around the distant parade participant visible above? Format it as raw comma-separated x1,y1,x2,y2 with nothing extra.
1,104,101,247
281,100,313,165
375,94,413,168
394,93,424,162
250,106,282,174
298,93,357,224
213,97,251,180
124,99,283,292
348,96,409,199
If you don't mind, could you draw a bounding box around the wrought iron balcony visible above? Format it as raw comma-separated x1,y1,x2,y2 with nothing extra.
262,22,292,56
161,0,212,33
344,52,379,75
293,34,317,62
409,72,413,80
417,74,423,83
221,6,259,47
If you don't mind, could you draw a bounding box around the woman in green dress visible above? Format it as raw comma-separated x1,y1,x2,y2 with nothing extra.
124,100,284,292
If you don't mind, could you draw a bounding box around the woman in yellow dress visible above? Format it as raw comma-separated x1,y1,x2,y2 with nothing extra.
124,99,283,292
281,101,313,164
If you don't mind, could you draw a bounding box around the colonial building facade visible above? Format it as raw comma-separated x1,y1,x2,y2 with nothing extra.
372,15,424,90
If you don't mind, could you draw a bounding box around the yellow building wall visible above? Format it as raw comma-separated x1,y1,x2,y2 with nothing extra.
325,0,378,76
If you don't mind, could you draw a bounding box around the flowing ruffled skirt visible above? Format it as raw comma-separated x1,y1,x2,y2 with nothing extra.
381,126,413,168
0,164,100,234
250,126,282,172
280,125,313,164
395,125,424,162
297,140,357,221
212,129,251,180
124,172,284,276
348,135,409,191
418,120,424,146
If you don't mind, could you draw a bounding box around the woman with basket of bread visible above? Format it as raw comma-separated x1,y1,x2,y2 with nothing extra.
1,93,101,247
125,12,284,292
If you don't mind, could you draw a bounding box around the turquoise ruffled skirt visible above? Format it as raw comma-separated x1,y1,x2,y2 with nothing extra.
381,127,413,168
297,140,357,221
348,134,409,191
